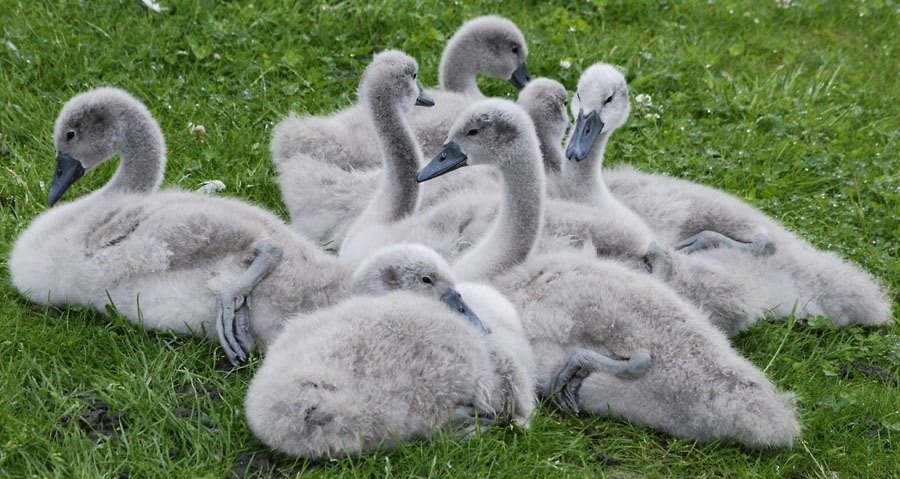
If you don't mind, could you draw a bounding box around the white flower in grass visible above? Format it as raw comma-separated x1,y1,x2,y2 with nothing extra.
188,122,206,140
645,113,661,120
635,94,652,107
560,60,572,69
142,0,162,12
196,180,226,194
775,0,791,8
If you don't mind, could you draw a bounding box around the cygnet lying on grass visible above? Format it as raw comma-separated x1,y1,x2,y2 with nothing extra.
245,243,535,459
568,62,892,329
8,86,439,365
270,15,529,172
413,99,800,448
271,16,529,242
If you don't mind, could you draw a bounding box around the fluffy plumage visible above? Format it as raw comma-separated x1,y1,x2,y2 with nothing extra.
568,63,892,329
244,244,535,458
271,16,528,243
8,88,492,363
414,99,800,447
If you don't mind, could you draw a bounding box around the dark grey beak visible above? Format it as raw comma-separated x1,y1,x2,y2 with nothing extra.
508,61,531,90
416,82,435,107
417,141,468,182
441,289,491,334
565,109,604,162
48,151,86,206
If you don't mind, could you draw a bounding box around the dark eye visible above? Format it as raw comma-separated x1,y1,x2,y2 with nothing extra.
512,46,518,54
66,130,75,141
604,95,614,105
421,276,433,285
467,128,478,136
564,98,568,106
458,307,466,313
412,72,417,80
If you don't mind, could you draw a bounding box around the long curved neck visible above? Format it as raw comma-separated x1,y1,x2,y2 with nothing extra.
439,41,482,95
346,96,421,237
98,109,167,196
537,123,566,176
561,130,611,204
453,145,544,282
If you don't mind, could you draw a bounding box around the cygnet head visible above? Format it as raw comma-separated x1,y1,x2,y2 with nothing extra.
350,243,491,334
359,50,434,113
49,87,164,206
416,99,539,181
440,16,531,90
566,63,631,161
517,78,570,168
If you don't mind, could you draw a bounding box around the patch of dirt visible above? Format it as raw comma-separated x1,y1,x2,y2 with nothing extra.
58,392,128,441
230,451,279,479
838,361,899,386
215,357,237,371
595,452,622,466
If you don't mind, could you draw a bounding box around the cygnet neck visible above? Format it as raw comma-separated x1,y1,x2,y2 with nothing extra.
438,39,482,95
365,91,422,223
99,108,166,197
536,120,566,176
453,140,545,282
562,130,613,204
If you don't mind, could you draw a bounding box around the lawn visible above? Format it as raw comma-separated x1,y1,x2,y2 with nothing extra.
1,0,898,477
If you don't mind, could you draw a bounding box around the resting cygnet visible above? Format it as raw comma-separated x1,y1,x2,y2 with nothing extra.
570,63,892,328
9,88,429,366
416,99,800,448
271,16,528,243
270,15,529,172
245,243,535,459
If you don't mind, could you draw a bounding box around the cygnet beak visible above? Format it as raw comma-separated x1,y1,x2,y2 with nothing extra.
508,61,531,90
416,82,435,107
48,151,86,206
565,109,604,162
440,289,491,334
417,141,468,182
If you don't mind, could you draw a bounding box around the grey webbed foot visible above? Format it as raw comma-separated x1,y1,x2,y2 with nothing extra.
644,241,672,282
449,405,497,440
550,349,652,414
674,230,775,256
215,239,284,365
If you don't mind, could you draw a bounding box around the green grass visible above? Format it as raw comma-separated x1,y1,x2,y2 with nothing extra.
1,0,898,477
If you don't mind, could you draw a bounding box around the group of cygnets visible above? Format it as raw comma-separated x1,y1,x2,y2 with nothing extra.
9,16,892,459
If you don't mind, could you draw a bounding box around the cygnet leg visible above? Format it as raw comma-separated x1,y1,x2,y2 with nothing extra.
449,405,497,440
551,349,652,414
644,241,672,282
673,231,775,256
216,239,284,365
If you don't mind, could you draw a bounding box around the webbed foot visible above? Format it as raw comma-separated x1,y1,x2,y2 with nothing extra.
449,405,497,440
644,241,672,282
674,231,775,256
215,239,284,365
550,349,652,414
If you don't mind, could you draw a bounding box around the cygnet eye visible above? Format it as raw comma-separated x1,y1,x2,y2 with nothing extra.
412,71,417,80
512,45,519,54
467,128,478,136
458,306,466,313
66,130,76,141
421,276,433,285
604,95,614,105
